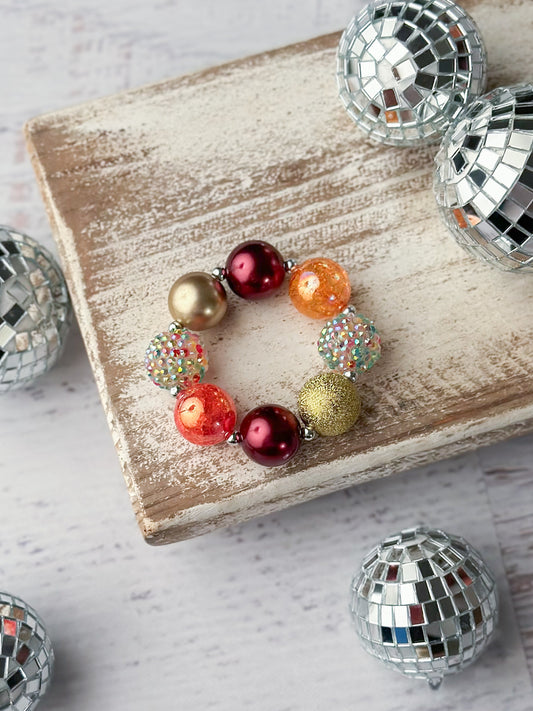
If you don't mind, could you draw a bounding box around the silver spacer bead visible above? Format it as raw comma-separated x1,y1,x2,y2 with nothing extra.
211,267,227,282
283,259,297,273
168,320,184,333
169,386,180,397
299,425,317,442
343,305,357,315
344,370,358,383
227,431,243,445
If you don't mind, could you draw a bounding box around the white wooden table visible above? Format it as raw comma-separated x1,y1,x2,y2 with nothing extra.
1,1,532,708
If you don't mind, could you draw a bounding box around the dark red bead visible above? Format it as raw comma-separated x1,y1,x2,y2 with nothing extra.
225,240,285,300
240,405,300,467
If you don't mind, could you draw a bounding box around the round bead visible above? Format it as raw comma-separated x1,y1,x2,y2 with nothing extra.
297,372,361,437
289,257,351,319
144,329,207,390
318,311,381,375
225,241,285,300
240,405,301,466
168,272,227,330
174,383,237,445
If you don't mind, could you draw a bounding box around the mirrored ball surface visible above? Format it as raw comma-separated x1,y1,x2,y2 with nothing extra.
0,227,71,391
337,0,487,146
434,83,533,271
350,526,498,686
0,592,54,710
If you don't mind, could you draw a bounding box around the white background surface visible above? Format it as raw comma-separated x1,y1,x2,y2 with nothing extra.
1,1,533,708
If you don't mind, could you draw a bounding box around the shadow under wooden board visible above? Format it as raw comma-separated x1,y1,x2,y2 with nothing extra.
25,0,533,544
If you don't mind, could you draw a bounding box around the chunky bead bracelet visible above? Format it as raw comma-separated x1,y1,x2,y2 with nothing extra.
144,240,382,467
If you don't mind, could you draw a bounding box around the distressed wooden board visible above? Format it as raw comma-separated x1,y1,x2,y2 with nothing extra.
24,0,533,544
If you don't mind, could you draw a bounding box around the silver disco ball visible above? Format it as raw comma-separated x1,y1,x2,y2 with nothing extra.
337,0,487,146
434,83,533,271
0,227,71,391
350,526,498,688
0,592,54,709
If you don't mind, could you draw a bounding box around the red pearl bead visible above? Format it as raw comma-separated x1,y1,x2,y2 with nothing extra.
240,405,300,466
225,240,285,300
174,383,237,446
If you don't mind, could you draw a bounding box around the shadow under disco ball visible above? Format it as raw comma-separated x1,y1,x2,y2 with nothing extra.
337,0,487,146
434,83,533,271
350,526,498,688
0,227,71,391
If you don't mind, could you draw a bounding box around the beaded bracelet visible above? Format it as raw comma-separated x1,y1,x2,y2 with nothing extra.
144,240,382,467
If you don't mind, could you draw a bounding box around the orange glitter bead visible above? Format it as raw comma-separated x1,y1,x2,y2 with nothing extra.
289,257,351,319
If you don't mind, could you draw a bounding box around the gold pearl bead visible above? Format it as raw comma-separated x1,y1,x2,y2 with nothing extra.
168,272,227,330
297,372,361,437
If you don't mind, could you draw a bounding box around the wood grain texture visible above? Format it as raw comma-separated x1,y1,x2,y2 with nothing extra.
1,0,533,706
24,0,533,544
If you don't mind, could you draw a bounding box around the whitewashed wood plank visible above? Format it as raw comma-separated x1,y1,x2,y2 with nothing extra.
0,2,532,708
24,0,533,545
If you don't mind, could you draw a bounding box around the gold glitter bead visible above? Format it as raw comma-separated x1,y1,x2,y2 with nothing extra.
168,272,227,330
297,372,361,437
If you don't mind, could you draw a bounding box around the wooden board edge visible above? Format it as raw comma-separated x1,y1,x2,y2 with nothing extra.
24,116,533,546
142,407,533,545
22,31,341,137
23,13,533,544
23,123,148,531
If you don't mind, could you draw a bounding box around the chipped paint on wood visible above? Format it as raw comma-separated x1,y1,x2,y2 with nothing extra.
24,1,533,544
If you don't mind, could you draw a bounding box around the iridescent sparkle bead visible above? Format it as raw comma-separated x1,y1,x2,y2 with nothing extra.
144,328,207,391
318,310,381,375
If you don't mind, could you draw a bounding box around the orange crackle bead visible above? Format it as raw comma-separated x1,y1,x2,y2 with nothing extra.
174,383,237,446
289,257,351,319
